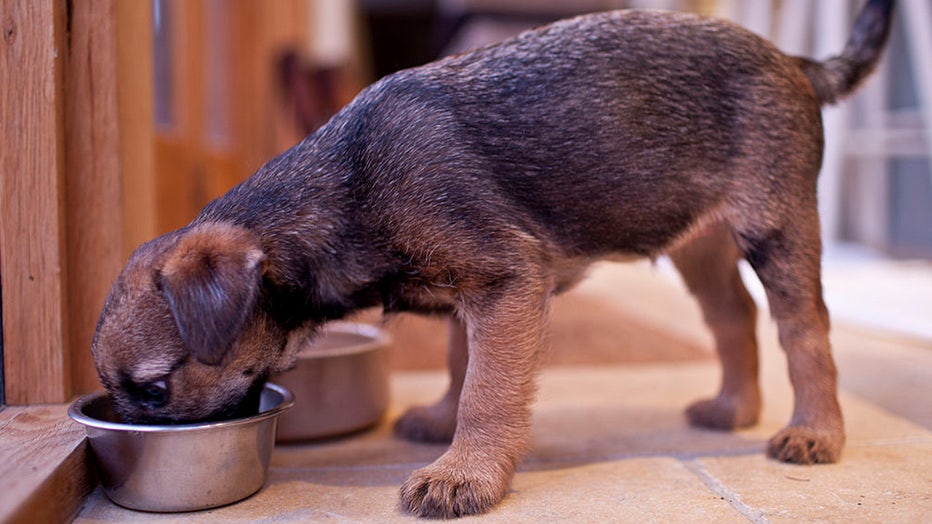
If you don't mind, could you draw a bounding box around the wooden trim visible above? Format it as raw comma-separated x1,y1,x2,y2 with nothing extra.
0,405,95,524
116,1,157,259
63,0,124,397
0,0,71,404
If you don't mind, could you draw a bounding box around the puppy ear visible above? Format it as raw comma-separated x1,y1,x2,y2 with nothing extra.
159,224,265,365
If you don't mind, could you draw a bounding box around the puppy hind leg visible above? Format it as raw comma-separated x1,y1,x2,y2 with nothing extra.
670,223,761,430
394,315,467,443
738,219,844,464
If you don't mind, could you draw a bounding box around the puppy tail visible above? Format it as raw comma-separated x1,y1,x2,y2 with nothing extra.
799,0,895,105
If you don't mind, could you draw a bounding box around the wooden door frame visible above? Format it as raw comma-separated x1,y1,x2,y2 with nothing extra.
0,0,155,405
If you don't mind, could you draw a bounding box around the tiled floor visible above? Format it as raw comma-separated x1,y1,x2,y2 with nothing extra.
75,259,932,523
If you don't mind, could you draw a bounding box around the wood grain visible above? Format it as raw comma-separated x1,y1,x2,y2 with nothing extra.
1,0,154,403
0,0,71,404
64,0,124,397
0,405,95,524
115,1,157,259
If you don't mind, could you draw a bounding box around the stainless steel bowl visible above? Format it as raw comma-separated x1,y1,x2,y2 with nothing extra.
274,322,390,442
68,383,294,512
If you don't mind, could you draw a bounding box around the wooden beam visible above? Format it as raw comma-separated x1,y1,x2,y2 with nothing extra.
115,1,156,259
63,0,124,396
0,0,71,404
64,1,155,396
0,405,95,523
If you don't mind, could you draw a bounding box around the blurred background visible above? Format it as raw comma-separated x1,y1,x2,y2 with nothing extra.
148,0,931,258
2,0,929,406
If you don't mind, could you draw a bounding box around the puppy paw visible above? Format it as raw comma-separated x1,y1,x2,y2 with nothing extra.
399,457,509,518
686,393,759,430
767,426,843,464
394,403,457,444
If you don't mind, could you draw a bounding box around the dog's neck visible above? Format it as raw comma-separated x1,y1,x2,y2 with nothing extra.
191,116,459,330
189,134,386,325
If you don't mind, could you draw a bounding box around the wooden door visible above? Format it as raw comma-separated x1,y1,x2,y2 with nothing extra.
152,0,310,234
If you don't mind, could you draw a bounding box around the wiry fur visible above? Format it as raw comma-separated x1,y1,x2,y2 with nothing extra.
93,1,894,518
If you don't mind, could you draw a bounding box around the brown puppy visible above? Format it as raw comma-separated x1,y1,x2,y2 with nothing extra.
92,0,895,518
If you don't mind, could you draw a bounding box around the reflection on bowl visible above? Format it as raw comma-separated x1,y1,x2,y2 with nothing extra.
274,322,390,442
68,383,294,512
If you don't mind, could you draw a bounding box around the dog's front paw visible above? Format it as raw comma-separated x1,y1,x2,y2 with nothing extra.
394,402,457,444
767,426,844,464
399,455,510,518
686,392,760,430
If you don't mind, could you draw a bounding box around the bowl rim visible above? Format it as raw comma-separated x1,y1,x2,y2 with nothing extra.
68,382,295,433
297,321,390,358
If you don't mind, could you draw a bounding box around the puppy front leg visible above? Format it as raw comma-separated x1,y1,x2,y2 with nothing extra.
400,280,548,518
394,316,468,443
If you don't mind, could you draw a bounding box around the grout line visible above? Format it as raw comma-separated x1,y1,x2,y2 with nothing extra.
272,444,771,476
271,445,769,476
848,435,932,447
273,462,427,474
681,458,771,524
518,445,765,471
271,433,932,480
0,409,27,433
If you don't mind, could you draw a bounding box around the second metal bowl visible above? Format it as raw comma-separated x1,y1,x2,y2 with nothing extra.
274,322,390,442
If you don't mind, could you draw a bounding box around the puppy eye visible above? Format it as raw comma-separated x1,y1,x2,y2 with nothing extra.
140,380,169,408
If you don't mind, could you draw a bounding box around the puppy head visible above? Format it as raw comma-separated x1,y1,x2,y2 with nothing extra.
93,222,297,424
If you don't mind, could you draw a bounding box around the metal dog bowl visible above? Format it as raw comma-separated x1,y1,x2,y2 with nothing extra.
274,322,390,442
69,383,294,512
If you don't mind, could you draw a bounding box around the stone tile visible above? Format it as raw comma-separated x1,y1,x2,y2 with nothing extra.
729,379,932,450
75,466,414,523
76,358,932,523
272,432,447,472
265,457,747,523
274,357,930,477
78,458,746,523
573,261,713,348
270,364,758,473
821,259,932,342
833,328,932,430
483,458,746,523
696,441,932,523
527,364,767,465
531,366,929,466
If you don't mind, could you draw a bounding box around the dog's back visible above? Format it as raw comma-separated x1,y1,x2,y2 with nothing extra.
327,4,891,262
